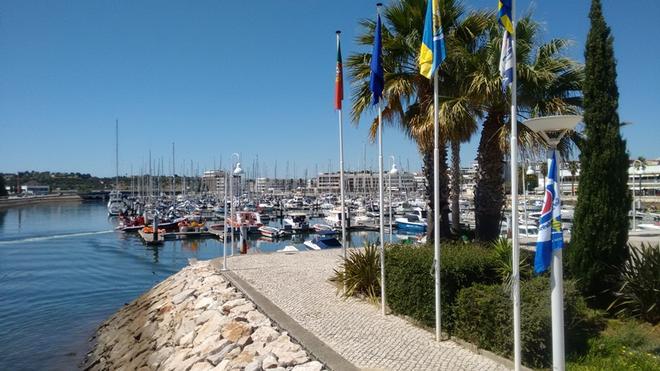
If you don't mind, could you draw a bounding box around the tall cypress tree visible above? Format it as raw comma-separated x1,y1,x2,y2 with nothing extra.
568,0,630,307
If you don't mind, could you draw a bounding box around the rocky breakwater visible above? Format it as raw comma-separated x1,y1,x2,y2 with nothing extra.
84,260,325,371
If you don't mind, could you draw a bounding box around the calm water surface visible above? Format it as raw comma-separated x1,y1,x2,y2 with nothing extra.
0,202,390,370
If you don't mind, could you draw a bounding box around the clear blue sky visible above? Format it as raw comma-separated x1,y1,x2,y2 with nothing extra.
1,0,658,177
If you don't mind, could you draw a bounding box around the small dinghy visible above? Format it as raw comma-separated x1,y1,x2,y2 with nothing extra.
303,236,342,250
277,245,299,254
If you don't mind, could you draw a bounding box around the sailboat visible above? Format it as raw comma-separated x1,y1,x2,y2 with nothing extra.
107,119,125,216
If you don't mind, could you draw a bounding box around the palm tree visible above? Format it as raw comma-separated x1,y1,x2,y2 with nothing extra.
633,156,647,198
348,0,489,240
468,15,584,241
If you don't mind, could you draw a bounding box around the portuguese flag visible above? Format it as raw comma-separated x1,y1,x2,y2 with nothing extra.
335,35,343,110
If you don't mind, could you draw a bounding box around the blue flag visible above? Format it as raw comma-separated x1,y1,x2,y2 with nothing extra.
534,151,564,273
370,11,384,105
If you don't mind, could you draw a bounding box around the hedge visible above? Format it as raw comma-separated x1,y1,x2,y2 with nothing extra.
453,277,602,368
384,242,499,330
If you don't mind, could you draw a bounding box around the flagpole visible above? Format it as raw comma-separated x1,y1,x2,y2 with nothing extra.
432,68,442,342
337,30,348,261
378,101,386,317
551,148,565,371
510,1,521,370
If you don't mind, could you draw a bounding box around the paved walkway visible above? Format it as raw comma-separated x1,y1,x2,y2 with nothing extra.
223,249,508,371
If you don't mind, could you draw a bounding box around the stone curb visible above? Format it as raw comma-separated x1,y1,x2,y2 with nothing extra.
450,336,534,371
216,262,359,371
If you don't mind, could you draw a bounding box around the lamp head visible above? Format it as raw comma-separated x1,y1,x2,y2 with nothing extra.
233,162,244,175
522,115,582,148
389,163,399,175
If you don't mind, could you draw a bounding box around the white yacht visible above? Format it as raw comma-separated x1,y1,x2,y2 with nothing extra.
283,212,309,233
107,191,124,216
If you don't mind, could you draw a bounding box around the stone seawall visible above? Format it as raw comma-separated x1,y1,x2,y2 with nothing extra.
83,260,325,371
0,194,82,209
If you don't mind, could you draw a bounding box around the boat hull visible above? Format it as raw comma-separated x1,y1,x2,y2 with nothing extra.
396,221,427,233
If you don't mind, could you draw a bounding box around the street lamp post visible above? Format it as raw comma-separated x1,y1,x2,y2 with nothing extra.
523,115,582,371
230,153,242,257
388,156,398,242
524,164,535,236
631,159,643,231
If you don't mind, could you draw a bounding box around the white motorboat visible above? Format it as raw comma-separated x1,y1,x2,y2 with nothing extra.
283,212,309,233
277,245,299,253
258,226,286,238
228,211,263,234
107,191,125,216
304,236,342,250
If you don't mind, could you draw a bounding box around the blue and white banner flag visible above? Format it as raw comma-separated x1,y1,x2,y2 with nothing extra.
499,31,513,92
534,151,564,273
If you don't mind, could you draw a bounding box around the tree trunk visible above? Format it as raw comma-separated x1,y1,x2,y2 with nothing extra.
474,112,505,242
423,144,451,242
450,139,461,233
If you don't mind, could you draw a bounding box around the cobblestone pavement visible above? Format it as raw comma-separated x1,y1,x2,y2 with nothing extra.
225,249,508,371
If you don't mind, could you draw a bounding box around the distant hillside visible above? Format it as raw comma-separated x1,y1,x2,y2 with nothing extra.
2,171,117,193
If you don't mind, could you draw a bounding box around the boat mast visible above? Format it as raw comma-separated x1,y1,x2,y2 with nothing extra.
115,119,119,191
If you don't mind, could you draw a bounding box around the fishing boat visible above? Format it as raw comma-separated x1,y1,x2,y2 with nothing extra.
258,226,286,238
283,212,309,233
303,236,342,250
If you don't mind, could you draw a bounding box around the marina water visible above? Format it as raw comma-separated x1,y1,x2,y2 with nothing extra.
0,201,391,370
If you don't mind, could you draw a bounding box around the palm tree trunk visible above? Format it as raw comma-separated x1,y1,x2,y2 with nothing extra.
423,144,451,242
475,112,505,242
450,138,461,233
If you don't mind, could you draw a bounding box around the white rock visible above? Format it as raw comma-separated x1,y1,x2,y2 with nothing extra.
261,353,278,369
210,359,230,371
251,326,280,343
195,296,216,310
221,298,248,312
244,341,266,356
207,343,237,366
246,310,271,327
229,302,256,316
178,330,195,347
172,288,196,305
277,350,309,367
190,361,213,371
291,361,323,371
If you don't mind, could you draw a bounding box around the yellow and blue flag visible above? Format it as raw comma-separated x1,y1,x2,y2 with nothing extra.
370,11,384,105
498,0,514,34
534,152,564,273
419,0,446,79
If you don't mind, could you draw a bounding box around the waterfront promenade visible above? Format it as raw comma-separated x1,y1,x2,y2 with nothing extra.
223,250,509,371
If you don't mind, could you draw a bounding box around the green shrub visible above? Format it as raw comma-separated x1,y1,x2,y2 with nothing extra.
568,319,660,371
453,277,602,368
384,242,499,330
330,243,381,301
490,238,531,290
609,243,660,324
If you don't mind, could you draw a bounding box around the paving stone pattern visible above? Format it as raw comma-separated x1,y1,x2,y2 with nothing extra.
227,250,508,371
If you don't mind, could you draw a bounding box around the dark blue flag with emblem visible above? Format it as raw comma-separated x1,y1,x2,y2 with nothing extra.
370,10,384,105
